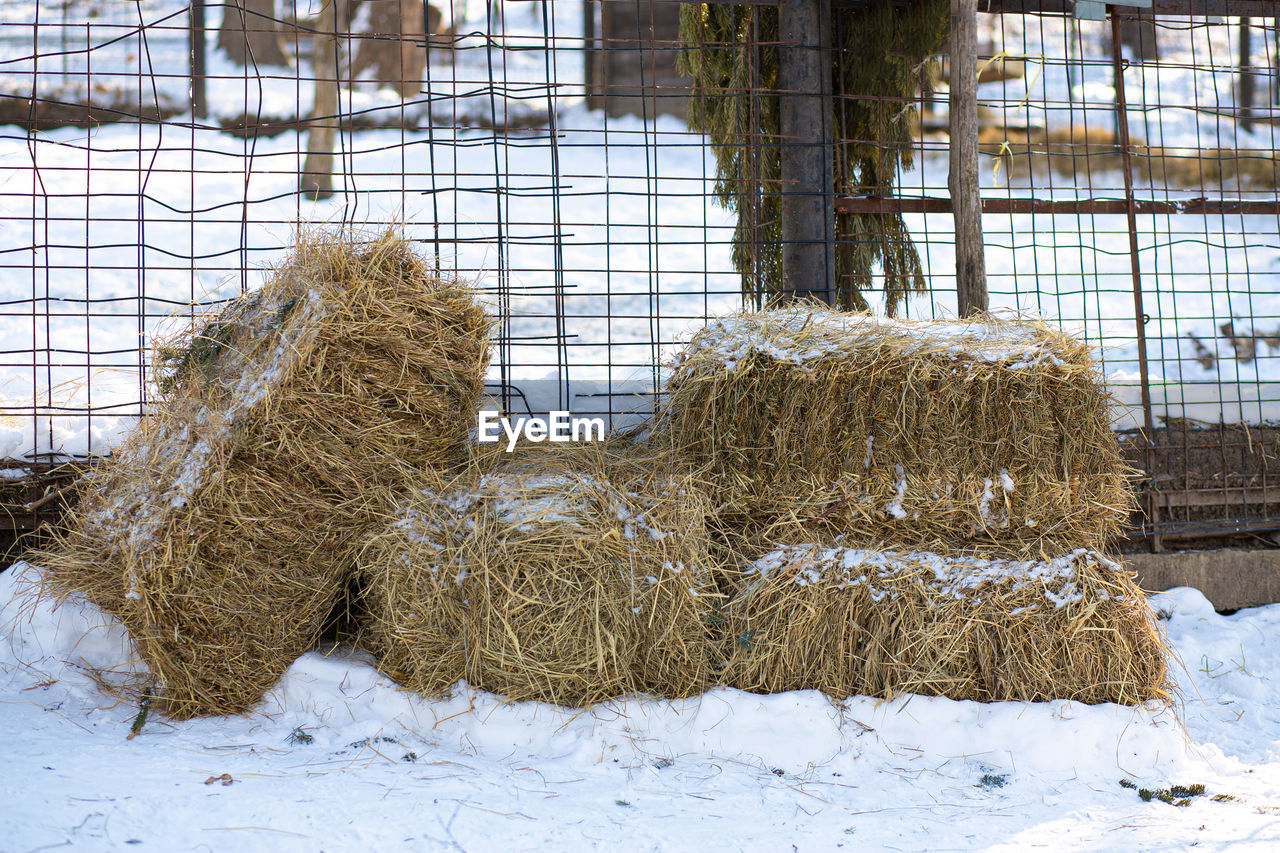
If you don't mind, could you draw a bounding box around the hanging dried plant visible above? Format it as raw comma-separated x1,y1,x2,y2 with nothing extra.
678,0,948,314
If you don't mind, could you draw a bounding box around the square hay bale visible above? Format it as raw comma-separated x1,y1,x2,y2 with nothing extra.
37,230,492,718
358,444,722,706
655,307,1134,556
721,544,1168,705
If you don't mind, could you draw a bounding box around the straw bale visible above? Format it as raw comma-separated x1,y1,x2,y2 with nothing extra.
37,230,492,718
721,544,1168,705
358,443,722,706
655,307,1134,557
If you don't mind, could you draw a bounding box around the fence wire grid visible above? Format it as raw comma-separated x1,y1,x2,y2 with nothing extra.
2,0,1279,549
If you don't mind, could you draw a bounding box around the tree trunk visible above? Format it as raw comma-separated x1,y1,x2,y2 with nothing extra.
302,0,340,200
1273,22,1279,105
1119,13,1158,62
351,0,429,98
1239,18,1256,133
443,0,465,31
950,0,987,316
217,0,290,67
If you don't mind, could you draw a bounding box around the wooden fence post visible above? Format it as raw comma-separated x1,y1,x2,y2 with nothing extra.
778,0,835,304
190,0,207,120
950,0,987,315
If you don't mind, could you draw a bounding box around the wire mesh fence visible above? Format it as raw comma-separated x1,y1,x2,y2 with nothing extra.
1,0,1278,549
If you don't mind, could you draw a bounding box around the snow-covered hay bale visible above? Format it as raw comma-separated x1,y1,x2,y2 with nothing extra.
721,545,1168,705
358,445,722,706
37,230,492,718
656,307,1134,556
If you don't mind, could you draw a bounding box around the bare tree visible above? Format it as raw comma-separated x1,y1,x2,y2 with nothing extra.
218,0,291,67
302,0,340,199
351,0,432,98
1239,18,1258,132
1119,12,1158,62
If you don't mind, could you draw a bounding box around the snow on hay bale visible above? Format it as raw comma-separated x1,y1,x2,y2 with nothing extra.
358,445,722,706
37,231,492,718
721,545,1168,705
655,307,1134,556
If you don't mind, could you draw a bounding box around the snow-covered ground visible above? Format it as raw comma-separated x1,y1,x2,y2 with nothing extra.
2,561,1280,851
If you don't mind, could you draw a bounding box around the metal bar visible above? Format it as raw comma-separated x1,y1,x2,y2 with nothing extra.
777,0,835,303
1129,517,1280,539
834,195,1280,215
981,0,1278,14
1111,8,1160,552
600,0,1280,17
1153,486,1280,510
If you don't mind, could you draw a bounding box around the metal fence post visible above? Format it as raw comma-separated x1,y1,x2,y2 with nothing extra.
1110,9,1160,552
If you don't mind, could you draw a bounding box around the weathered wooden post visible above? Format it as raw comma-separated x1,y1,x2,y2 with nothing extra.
949,0,987,316
301,0,339,200
778,0,835,304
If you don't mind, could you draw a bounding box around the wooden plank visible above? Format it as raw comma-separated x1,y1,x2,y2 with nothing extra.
0,513,41,533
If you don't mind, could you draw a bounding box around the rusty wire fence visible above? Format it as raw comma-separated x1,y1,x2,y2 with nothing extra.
1,0,1278,551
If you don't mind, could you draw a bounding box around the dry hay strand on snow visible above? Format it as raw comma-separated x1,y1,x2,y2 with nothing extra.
654,306,1134,557
36,230,492,718
720,544,1168,705
358,443,723,706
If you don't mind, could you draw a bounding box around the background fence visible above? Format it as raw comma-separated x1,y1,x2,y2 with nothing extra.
1,0,1279,550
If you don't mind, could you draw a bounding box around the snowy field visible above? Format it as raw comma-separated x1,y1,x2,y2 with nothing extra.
2,3,1280,460
2,561,1280,851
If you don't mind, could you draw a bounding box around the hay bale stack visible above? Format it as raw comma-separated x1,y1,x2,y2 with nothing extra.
721,544,1167,705
38,231,492,718
359,445,722,706
656,307,1133,556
